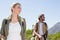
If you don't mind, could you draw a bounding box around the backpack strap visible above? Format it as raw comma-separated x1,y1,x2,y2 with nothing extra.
44,22,48,38
35,22,39,33
4,19,8,25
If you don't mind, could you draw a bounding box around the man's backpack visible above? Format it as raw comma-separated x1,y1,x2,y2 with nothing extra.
35,22,48,38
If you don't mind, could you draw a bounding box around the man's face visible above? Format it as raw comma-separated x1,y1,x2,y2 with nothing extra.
41,16,45,21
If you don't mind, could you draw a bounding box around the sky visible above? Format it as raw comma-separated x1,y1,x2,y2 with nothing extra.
0,0,60,30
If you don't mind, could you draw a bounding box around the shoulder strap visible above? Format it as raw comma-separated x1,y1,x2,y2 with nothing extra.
35,22,38,32
2,19,8,25
44,22,47,27
43,22,48,37
4,19,8,25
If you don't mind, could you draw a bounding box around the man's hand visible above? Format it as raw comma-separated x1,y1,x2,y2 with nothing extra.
1,35,5,40
1,38,4,40
38,35,44,40
38,35,42,38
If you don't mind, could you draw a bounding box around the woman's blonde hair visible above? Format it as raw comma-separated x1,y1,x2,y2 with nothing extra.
11,3,21,12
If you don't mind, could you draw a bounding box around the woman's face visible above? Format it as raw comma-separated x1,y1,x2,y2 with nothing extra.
13,5,21,15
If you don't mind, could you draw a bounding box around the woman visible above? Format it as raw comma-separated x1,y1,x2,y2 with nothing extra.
1,3,26,40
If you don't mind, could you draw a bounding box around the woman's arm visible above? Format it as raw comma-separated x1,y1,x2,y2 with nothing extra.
23,18,26,40
1,19,6,40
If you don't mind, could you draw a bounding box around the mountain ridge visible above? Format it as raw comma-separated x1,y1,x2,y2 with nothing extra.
48,22,60,34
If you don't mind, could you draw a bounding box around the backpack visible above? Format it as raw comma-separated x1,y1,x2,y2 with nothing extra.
35,22,48,38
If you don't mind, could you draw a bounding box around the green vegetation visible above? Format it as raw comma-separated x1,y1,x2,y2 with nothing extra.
26,29,32,40
26,29,60,40
47,32,60,40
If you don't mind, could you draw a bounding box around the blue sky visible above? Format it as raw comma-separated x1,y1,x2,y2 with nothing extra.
0,0,60,30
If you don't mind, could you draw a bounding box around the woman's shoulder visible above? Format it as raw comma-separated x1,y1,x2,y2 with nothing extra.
19,16,26,21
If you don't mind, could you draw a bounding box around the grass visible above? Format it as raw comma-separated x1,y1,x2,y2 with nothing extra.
26,29,60,40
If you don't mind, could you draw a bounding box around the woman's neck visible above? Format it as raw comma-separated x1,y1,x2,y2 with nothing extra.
11,13,18,23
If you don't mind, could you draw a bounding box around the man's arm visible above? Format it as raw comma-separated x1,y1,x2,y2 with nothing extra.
34,23,42,38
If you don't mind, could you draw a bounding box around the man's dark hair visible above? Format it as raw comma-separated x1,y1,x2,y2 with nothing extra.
38,14,44,20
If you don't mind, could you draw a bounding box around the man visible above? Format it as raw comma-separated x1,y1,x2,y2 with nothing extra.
34,14,48,40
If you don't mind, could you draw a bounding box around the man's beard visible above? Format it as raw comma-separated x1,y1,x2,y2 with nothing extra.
42,19,45,21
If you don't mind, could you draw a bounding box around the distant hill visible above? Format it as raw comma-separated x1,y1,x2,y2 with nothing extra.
48,22,60,34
